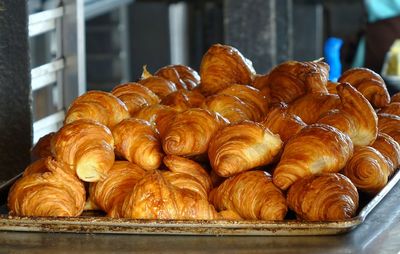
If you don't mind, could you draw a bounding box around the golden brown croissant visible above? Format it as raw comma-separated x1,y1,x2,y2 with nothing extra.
326,81,339,94
251,74,271,100
23,157,48,176
338,67,390,108
288,93,341,124
209,170,287,220
31,132,55,161
161,90,206,112
266,60,329,104
273,124,353,190
122,170,218,220
155,64,201,90
261,102,306,143
133,104,177,127
8,157,86,217
371,132,400,172
202,94,254,124
287,173,359,221
159,108,224,157
343,146,391,194
200,44,256,95
208,121,283,177
391,92,400,103
379,102,400,116
377,113,400,144
64,90,130,128
317,83,378,146
138,76,177,99
112,118,163,171
89,161,146,218
111,82,161,116
218,84,269,121
51,119,115,182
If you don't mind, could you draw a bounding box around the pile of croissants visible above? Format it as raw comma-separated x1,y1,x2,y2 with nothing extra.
7,44,400,222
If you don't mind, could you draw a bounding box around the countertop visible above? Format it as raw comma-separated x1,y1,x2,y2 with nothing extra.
0,181,399,254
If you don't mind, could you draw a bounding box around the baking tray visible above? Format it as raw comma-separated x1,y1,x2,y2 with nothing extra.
0,170,399,236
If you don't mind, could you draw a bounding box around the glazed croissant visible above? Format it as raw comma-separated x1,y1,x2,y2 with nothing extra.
161,90,206,112
287,92,341,124
379,102,400,117
266,60,329,104
159,108,223,157
377,113,400,144
287,173,359,221
200,44,256,95
139,76,178,99
318,83,378,146
251,74,271,100
218,84,269,121
111,82,160,116
122,170,218,220
133,104,177,127
371,133,400,172
51,119,115,182
326,81,339,94
209,170,287,220
343,146,391,194
112,118,163,171
8,157,86,217
208,121,283,177
273,124,353,190
89,161,146,218
338,67,390,108
261,102,306,143
155,64,201,90
31,132,55,161
391,92,400,103
64,90,130,129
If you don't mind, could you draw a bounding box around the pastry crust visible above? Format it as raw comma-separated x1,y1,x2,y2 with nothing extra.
155,64,201,90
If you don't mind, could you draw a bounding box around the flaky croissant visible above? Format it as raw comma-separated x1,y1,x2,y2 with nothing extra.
89,161,146,218
112,118,163,171
159,108,224,157
379,102,400,117
31,132,54,161
288,93,341,124
161,90,206,112
209,170,287,220
326,81,339,94
122,170,218,220
261,102,306,143
391,92,400,103
266,60,329,104
51,119,115,182
208,121,283,177
133,104,177,127
138,76,177,99
64,90,130,128
343,146,391,194
338,67,390,108
111,82,160,116
287,173,359,221
155,64,201,90
8,157,86,217
377,113,400,144
251,74,271,100
200,44,255,95
371,132,400,172
218,84,269,121
273,124,353,190
318,83,378,146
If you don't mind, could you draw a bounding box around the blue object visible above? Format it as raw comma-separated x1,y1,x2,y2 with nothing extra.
324,37,343,82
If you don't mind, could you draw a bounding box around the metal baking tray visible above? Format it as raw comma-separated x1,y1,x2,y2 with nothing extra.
0,170,399,236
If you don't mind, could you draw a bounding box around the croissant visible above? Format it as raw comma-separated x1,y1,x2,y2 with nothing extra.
112,118,163,171
338,67,390,108
111,82,160,116
317,83,378,146
202,94,254,124
200,44,256,95
64,90,130,128
391,92,400,103
51,119,115,182
343,146,391,194
218,84,269,121
287,93,341,124
379,102,400,117
23,157,48,176
377,113,400,144
209,170,287,220
273,124,353,190
155,64,201,90
122,170,218,220
159,108,223,157
8,157,86,217
266,60,329,104
31,132,54,161
208,121,283,177
371,133,400,172
261,102,306,143
287,173,359,221
326,81,339,94
138,76,177,99
161,90,206,112
89,161,146,218
251,74,271,100
133,104,177,127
